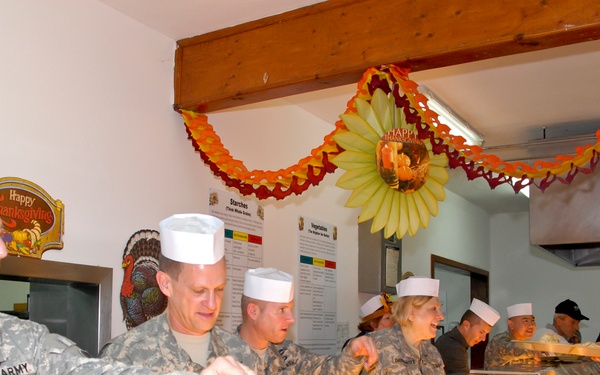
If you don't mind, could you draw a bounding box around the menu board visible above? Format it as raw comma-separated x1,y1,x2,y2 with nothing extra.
297,216,337,355
208,188,264,332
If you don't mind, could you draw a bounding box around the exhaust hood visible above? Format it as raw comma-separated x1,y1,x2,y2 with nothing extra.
529,164,600,266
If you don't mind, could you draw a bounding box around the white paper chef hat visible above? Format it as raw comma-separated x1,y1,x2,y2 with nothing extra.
244,268,294,303
470,298,501,326
396,277,439,297
507,303,533,318
360,295,385,319
158,213,224,265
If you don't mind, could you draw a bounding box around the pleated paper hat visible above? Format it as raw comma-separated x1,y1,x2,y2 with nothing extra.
507,303,533,318
396,277,439,297
360,295,385,319
159,213,224,265
244,268,294,303
470,298,501,326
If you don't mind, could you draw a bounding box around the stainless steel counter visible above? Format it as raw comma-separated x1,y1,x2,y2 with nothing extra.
475,359,600,375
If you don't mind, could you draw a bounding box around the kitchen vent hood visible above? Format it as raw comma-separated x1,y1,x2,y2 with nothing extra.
530,165,600,266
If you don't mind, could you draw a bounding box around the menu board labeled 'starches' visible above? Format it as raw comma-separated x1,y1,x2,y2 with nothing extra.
208,188,264,332
297,216,338,355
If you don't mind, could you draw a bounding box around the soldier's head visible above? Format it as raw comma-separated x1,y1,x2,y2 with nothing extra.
240,268,295,349
553,299,588,340
358,293,395,332
156,214,227,336
0,222,7,262
392,277,444,341
458,299,500,347
506,303,536,340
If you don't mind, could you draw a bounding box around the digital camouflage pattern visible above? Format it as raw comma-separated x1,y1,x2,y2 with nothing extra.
0,312,195,375
363,325,444,375
100,312,232,373
483,330,537,369
219,325,364,375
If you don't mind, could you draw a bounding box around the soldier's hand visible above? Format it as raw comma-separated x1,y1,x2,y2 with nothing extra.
348,335,378,371
200,356,256,375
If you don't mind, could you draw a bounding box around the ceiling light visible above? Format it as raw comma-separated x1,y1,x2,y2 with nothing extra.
417,85,484,147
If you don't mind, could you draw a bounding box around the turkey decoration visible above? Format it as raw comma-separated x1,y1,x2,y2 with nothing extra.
120,229,167,330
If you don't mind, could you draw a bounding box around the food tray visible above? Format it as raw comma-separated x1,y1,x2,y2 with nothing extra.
556,354,584,362
513,341,573,354
571,343,600,357
513,341,600,357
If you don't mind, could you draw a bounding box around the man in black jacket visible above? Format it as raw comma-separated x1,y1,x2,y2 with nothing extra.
435,299,500,374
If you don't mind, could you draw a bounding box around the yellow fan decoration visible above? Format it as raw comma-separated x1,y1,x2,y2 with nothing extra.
332,67,449,239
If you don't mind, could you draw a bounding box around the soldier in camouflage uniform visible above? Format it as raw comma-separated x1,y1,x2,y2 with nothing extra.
221,268,378,375
366,277,445,375
0,221,253,375
484,303,538,369
100,312,235,373
101,214,239,373
0,312,257,375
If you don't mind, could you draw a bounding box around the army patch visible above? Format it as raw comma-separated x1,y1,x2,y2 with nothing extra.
0,362,35,375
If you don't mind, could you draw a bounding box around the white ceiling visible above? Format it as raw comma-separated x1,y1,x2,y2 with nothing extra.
99,0,600,214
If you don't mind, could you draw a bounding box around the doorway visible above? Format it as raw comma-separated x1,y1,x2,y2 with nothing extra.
431,254,490,370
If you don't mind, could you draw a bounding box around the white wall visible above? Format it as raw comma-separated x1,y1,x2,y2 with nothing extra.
490,212,600,343
1,0,204,337
403,189,491,275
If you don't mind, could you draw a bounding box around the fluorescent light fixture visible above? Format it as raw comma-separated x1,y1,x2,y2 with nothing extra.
415,86,530,197
417,85,484,147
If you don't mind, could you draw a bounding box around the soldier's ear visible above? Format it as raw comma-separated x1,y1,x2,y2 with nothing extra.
156,271,172,297
507,319,514,330
247,302,260,320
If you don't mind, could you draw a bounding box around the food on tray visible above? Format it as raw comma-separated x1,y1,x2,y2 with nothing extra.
540,333,561,343
575,341,600,348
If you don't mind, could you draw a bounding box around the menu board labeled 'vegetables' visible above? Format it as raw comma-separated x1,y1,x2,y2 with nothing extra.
297,216,338,355
209,188,264,332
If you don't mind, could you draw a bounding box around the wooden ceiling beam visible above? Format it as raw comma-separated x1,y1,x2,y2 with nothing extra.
174,0,600,113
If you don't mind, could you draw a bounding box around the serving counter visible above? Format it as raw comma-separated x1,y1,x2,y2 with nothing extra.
472,359,600,375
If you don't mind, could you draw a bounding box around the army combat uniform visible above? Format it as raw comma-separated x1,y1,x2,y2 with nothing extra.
364,324,444,375
220,325,364,375
100,312,232,373
0,312,194,375
483,330,536,369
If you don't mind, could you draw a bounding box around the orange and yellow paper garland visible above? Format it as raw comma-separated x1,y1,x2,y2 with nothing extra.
181,110,344,199
181,64,600,204
397,73,600,191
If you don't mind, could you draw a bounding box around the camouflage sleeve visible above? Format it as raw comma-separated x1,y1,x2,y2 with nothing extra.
99,340,138,366
279,341,362,375
1,313,198,375
484,334,506,369
45,333,201,375
484,333,536,369
209,326,263,374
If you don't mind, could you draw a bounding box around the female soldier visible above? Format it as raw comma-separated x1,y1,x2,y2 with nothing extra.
343,293,394,349
366,277,445,374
